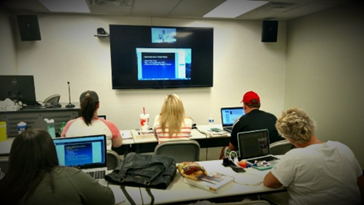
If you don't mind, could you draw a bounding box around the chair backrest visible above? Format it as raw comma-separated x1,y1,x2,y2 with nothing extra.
154,140,200,163
106,150,120,170
270,139,294,155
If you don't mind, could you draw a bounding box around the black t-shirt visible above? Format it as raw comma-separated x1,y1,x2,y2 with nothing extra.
230,109,283,149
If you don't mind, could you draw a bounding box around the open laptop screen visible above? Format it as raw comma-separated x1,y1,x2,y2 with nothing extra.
237,129,271,159
221,107,245,126
53,135,107,169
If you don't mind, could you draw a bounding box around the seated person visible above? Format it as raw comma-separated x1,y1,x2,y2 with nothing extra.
153,94,193,144
221,91,283,158
61,90,122,149
229,91,283,151
264,108,364,205
0,129,114,205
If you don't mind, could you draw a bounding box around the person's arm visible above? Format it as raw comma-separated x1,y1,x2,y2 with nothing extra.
112,135,123,148
229,142,236,151
263,172,283,188
358,173,364,188
71,170,115,205
229,122,240,151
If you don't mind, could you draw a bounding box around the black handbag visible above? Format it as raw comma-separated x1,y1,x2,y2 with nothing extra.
105,153,177,205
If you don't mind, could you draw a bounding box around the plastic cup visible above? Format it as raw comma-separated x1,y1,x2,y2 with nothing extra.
140,114,150,130
0,121,7,141
17,122,27,134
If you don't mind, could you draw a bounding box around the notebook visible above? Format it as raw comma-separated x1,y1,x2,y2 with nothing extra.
220,107,245,132
53,135,108,180
237,129,278,166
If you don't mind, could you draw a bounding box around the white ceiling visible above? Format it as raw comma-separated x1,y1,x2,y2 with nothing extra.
0,0,355,20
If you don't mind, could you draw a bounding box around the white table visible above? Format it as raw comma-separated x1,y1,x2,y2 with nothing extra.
139,160,285,204
0,137,14,156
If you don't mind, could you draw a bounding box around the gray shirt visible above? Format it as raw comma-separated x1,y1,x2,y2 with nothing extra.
23,167,114,205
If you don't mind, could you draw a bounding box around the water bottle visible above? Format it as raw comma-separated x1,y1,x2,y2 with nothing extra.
208,114,214,128
60,122,66,133
44,118,56,139
58,122,66,137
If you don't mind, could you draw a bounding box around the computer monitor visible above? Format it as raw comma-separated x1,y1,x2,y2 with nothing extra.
0,75,39,106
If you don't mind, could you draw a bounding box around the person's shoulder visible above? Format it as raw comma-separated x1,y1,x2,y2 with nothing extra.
66,117,81,124
53,166,83,178
258,109,277,117
99,118,118,127
327,140,353,152
154,114,161,120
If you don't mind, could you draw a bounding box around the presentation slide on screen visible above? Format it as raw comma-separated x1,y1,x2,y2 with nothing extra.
136,48,191,81
55,142,103,166
222,110,244,124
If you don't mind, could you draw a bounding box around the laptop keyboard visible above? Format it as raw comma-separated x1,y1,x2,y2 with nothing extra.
86,170,106,179
247,156,278,164
223,127,232,132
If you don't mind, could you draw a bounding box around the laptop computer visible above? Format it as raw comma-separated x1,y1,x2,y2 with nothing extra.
220,107,245,132
53,135,108,180
237,129,278,166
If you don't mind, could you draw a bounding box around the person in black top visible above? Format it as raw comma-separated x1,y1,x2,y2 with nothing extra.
229,91,283,151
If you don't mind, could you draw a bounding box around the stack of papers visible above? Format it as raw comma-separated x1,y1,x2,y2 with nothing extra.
204,129,229,137
120,130,132,139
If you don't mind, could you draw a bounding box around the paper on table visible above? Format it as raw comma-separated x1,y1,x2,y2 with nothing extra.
120,130,132,139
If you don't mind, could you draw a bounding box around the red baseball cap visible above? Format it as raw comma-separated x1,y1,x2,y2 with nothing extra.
241,91,260,104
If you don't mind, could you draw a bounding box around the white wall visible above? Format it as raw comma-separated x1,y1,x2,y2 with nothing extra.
4,14,286,131
285,2,364,167
0,9,17,74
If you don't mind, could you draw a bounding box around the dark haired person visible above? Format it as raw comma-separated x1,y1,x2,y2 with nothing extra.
264,108,363,204
0,129,114,205
61,90,122,149
229,91,283,151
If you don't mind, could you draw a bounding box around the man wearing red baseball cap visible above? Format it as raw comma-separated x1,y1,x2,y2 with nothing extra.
228,91,283,151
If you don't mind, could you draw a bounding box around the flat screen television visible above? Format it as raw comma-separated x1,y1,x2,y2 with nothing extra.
0,75,39,106
109,25,213,89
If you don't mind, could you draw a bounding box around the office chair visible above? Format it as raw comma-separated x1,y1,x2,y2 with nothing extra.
270,139,294,155
106,150,121,170
154,140,200,163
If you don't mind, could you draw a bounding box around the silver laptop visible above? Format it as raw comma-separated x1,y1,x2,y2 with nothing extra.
53,135,108,180
220,107,245,133
237,129,278,164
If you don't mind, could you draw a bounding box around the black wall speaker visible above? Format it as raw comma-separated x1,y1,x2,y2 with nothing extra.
261,20,278,42
17,15,41,41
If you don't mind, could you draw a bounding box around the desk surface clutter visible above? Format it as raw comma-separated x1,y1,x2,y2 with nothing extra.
137,159,285,205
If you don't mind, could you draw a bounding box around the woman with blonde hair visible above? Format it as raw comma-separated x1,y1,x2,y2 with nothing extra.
153,94,193,144
264,107,363,205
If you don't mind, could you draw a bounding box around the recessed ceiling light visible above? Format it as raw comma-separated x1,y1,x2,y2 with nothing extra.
39,0,90,13
204,0,268,18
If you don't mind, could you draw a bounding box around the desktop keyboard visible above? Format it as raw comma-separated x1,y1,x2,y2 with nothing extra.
86,170,106,179
247,156,278,164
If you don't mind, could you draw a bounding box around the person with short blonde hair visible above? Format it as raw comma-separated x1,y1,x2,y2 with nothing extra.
264,108,364,205
275,107,316,144
153,94,193,144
